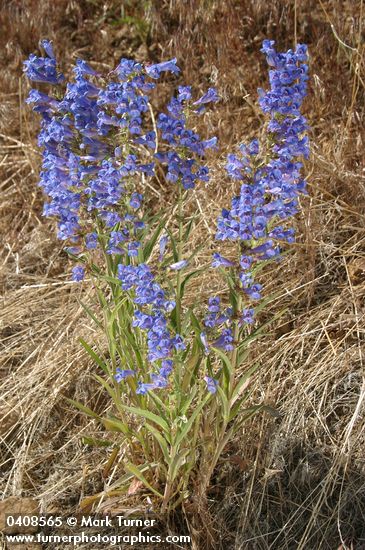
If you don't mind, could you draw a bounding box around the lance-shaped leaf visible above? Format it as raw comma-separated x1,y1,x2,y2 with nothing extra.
124,462,164,499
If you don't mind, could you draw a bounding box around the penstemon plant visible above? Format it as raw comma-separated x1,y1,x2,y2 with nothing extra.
24,39,309,511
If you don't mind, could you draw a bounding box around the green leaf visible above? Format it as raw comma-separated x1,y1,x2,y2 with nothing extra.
80,339,109,375
78,300,103,329
211,346,233,382
179,386,197,416
229,287,238,313
217,386,230,421
142,216,167,262
230,403,264,424
145,423,171,464
164,227,178,262
189,309,202,333
232,363,261,403
108,296,128,326
147,392,170,419
174,394,210,448
181,339,202,392
262,404,281,418
64,397,100,420
99,275,122,286
182,216,196,242
120,404,170,437
93,374,117,401
102,416,129,435
81,436,114,447
180,269,204,300
121,327,144,371
97,288,108,309
168,449,190,483
108,462,157,492
124,462,163,499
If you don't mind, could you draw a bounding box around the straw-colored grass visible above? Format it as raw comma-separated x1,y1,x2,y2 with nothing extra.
1,1,365,548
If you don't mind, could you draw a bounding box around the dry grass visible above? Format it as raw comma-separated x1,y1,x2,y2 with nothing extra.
1,1,365,549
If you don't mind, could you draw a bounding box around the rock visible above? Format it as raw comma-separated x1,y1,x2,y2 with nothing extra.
0,497,39,534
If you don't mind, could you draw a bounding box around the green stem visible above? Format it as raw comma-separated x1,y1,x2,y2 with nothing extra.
201,255,244,495
229,292,243,397
175,183,184,334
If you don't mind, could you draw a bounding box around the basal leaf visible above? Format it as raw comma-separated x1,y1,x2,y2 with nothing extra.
124,462,163,499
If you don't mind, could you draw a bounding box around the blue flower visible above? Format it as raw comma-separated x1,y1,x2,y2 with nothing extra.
150,373,168,388
40,40,55,58
85,233,98,250
193,88,220,106
212,328,234,351
72,265,85,282
24,53,64,84
177,86,192,101
146,58,180,79
74,59,98,77
240,308,255,325
159,234,169,261
204,376,218,394
116,59,143,80
115,368,136,382
136,382,155,395
127,241,141,257
200,332,210,355
212,253,235,268
159,359,173,377
169,260,188,270
156,86,218,190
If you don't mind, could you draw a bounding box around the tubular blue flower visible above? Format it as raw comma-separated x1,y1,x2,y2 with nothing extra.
24,42,64,84
159,234,169,262
203,296,234,330
146,58,180,79
72,265,85,282
115,368,136,382
127,241,141,257
40,40,55,58
212,328,234,351
116,59,143,80
212,252,235,268
159,359,173,377
169,260,188,271
74,58,98,77
243,283,262,301
150,373,169,388
208,297,220,313
130,193,143,209
172,335,186,351
240,308,255,325
177,86,192,101
134,131,156,149
200,332,210,355
193,87,220,106
204,376,218,394
85,232,98,249
136,382,155,395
